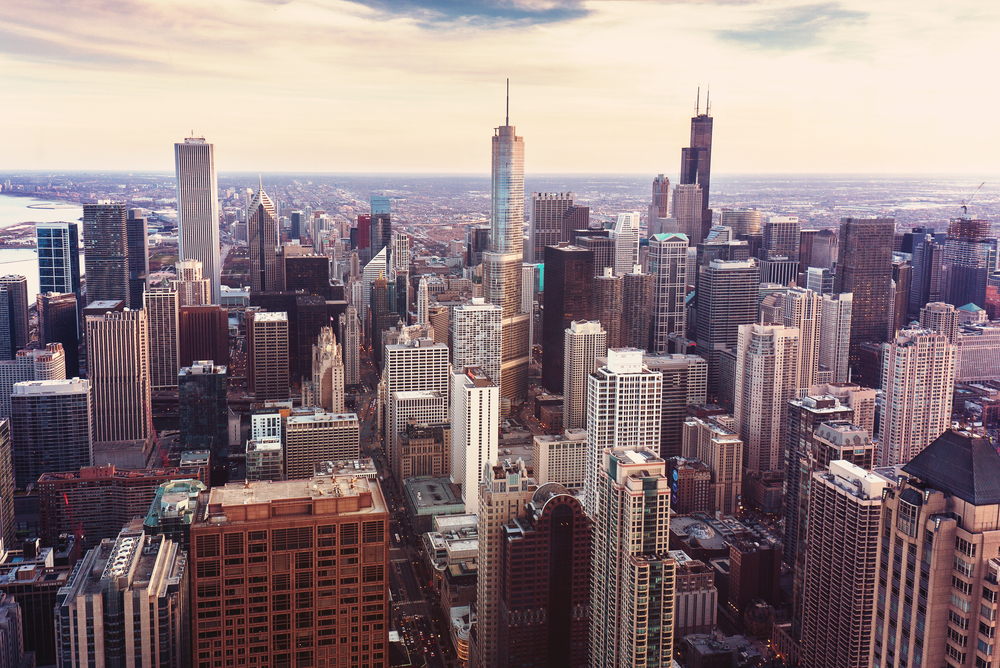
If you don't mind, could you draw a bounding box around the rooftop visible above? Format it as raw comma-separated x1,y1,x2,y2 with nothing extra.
902,430,1000,505
251,311,287,322
205,474,386,514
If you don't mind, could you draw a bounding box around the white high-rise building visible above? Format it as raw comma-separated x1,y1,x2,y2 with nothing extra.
450,367,499,514
584,349,663,515
382,338,450,468
340,306,362,386
362,246,388,335
85,309,151,443
918,301,959,344
0,344,66,422
783,287,823,394
172,259,210,307
648,232,689,353
562,321,607,430
145,286,179,390
878,328,956,466
416,276,429,326
174,137,221,303
733,324,800,473
818,293,853,383
589,446,674,668
612,212,641,276
452,298,502,385
306,327,344,413
390,231,410,281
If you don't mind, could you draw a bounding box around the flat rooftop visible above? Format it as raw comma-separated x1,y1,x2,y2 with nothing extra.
206,474,387,514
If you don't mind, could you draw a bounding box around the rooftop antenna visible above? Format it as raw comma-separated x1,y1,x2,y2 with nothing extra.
259,174,263,192
696,86,700,116
506,78,509,126
706,85,711,117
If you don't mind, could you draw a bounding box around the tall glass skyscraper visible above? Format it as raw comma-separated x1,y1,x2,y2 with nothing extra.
82,202,129,306
36,222,81,303
247,183,278,293
174,137,221,303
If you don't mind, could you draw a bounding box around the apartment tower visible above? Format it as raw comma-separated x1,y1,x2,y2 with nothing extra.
450,367,499,514
145,286,180,390
562,321,607,430
36,222,82,303
247,311,289,402
85,309,151,443
452,298,503,385
648,232,689,353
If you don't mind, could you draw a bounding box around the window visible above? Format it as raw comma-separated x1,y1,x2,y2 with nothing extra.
950,610,970,630
948,627,968,647
955,557,975,578
955,576,974,596
957,537,977,558
977,639,993,656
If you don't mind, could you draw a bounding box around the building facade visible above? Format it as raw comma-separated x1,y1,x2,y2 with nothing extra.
175,137,221,302
85,309,151,443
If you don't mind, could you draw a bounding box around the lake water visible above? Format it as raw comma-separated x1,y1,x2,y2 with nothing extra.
0,195,85,300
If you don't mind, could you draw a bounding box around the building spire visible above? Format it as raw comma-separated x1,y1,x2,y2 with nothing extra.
505,78,509,126
696,85,700,116
706,84,711,117
258,174,262,192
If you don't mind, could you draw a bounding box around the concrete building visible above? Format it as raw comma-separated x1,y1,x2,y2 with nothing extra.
919,301,959,344
528,192,575,263
695,259,760,395
532,429,588,490
612,211,641,276
942,216,998,309
879,328,956,466
145,286,180,390
245,437,283,481
584,349,662,515
172,259,211,306
956,322,1000,382
681,417,743,515
305,327,344,413
396,421,450,486
817,292,853,384
188,474,389,668
174,137,221,302
0,424,12,555
390,391,447,484
562,320,607,430
247,310,289,402
340,305,362,386
284,410,360,479
85,309,151,443
381,337,449,468
451,367,499,514
621,267,653,350
590,447,674,668
665,458,712,514
591,268,622,348
142,478,207,551
452,298,502,385
783,287,822,393
0,343,66,422
648,232,689,353
644,353,708,460
671,550,718,637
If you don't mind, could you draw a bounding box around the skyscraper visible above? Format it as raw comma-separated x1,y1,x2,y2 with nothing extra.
733,324,800,474
694,259,760,395
878,328,955,466
416,276,429,325
591,268,622,348
644,353,708,460
83,202,130,306
672,184,704,244
284,411,360,479
621,267,653,349
145,286,179,390
306,327,344,413
0,344,66,423
340,305,361,386
942,216,998,309
0,421,14,553
10,378,92,490
589,446,674,668
612,212,641,276
127,209,149,308
542,245,594,393
0,276,29,360
584,349,662,515
175,137,221,303
648,232,689,353
762,215,800,260
529,192,575,263
451,367,499,513
172,259,210,306
680,91,714,240
908,231,946,316
178,360,229,481
382,338,450,467
889,256,912,338
483,105,530,407
247,183,278,292
85,309,151,443
562,320,607,430
370,195,392,261
361,246,388,337
38,292,80,377
452,298,502,384
818,292,852,383
833,217,895,371
782,287,823,392
649,174,671,229
36,222,81,302
178,305,229,368
719,208,761,237
682,417,743,514
247,311,289,402
919,301,959,344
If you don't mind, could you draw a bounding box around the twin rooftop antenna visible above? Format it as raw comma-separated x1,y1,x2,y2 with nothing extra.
696,85,711,116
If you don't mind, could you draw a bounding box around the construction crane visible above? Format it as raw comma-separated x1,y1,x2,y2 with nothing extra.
961,182,986,216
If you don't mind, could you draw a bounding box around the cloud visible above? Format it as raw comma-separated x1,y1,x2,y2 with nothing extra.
340,0,590,27
716,2,868,50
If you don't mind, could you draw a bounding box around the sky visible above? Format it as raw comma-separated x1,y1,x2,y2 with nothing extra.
1,0,997,175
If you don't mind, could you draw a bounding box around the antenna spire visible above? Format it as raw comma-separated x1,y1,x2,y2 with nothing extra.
258,174,262,192
706,84,711,116
506,78,509,126
696,86,700,116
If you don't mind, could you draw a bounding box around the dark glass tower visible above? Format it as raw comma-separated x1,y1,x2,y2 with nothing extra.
908,231,946,317
36,222,81,305
0,276,29,359
370,196,392,264
127,209,149,309
942,217,998,309
83,202,129,306
38,292,80,377
542,245,594,393
179,360,229,485
680,90,714,242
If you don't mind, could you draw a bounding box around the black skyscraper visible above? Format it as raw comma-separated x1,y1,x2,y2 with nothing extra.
127,209,149,309
680,89,714,242
38,292,80,377
542,244,594,393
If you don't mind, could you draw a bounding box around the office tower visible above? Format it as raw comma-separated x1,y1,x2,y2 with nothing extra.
498,484,591,668
417,276,429,325
390,230,410,280
172,259,210,306
612,212,641,276
694,259,760,395
245,437,282,481
370,195,392,261
833,217,895,371
0,593,26,668
681,417,743,514
542,245,594,393
782,287,822,392
83,202,130,306
0,277,27,362
290,209,304,241
621,267,653,349
872,430,1000,668
284,411,360,479
247,183,278,292
532,430,588,489
589,446,674,668
664,458,711,513
889,257,912,337
361,246,388,335
285,254,332,298
529,192,574,263
247,311,289,402
483,112,529,407
466,224,491,268
648,232,689,353
719,207,761,237
909,232,946,316
0,424,9,553
369,273,395,366
805,266,834,294
36,221,81,301
340,305,361,385
644,353,708,460
734,324,800,474
145,286,179,390
178,305,228,367
942,216,998,309
389,390,446,477
127,209,149,308
175,137,221,303
762,215,800,260
591,268,622,347
428,305,449,346
680,93,714,236
189,475,389,668
471,458,537,668
573,232,615,276
38,292,79,376
357,213,372,264
396,421,450,483
673,184,704,244
919,301,959,344
0,344,66,423
178,361,228,478
671,552,719,637
584,349,662,515
451,367,499,513
55,523,189,667
562,321,607,430
452,298,502,384
799,461,886,668
306,327,344,412
878,328,955,466
11,378,92,490
85,309,150,443
382,338,450,465
649,174,671,228
798,228,818,273
816,292,852,383
955,322,1000,381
